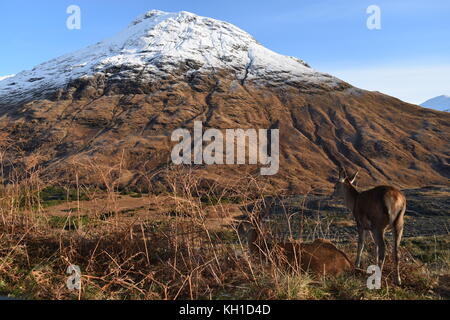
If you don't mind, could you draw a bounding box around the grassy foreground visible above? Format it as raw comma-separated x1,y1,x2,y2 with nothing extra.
0,168,448,300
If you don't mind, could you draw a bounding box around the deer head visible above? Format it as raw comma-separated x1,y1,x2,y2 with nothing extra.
332,168,359,200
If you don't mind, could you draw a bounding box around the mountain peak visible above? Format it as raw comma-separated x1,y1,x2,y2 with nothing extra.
0,10,340,105
421,95,450,112
128,10,198,28
130,10,198,25
111,9,259,55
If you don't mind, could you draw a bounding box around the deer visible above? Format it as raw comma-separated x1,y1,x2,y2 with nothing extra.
332,168,407,284
242,222,353,277
239,206,353,276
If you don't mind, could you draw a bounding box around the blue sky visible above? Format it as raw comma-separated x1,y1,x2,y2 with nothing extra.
0,0,449,104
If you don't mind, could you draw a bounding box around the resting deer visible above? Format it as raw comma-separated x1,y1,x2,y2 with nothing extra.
332,168,406,284
245,225,352,277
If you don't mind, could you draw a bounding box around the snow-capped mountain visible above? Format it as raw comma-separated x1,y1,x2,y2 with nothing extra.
0,10,339,105
421,95,450,112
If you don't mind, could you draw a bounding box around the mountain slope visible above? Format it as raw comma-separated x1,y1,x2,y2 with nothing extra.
0,10,448,193
421,95,450,112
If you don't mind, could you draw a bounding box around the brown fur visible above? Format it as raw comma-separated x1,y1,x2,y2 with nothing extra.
248,228,353,277
333,168,407,284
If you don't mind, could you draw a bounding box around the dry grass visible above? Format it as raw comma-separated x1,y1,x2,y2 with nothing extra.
0,154,448,300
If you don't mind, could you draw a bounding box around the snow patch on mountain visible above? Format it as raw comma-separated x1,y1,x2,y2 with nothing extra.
0,10,340,105
0,75,14,82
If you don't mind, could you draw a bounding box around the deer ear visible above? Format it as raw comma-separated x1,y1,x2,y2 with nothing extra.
349,171,359,184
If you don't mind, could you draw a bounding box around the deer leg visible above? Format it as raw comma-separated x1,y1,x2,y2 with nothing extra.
373,229,386,271
355,228,366,268
393,219,404,285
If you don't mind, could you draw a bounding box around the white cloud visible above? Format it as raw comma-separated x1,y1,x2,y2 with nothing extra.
328,65,450,105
